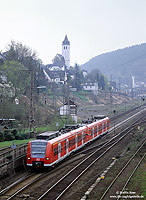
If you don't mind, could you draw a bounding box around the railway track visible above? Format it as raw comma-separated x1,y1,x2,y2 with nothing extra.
0,104,144,168
5,114,143,200
37,115,146,200
0,108,145,200
99,140,146,200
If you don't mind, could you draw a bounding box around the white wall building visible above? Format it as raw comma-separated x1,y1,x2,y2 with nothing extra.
60,99,78,123
83,82,98,95
62,35,70,68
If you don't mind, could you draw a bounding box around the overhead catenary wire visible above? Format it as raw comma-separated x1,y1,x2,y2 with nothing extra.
102,53,146,74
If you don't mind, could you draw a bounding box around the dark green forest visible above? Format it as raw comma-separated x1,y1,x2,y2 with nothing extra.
81,43,146,86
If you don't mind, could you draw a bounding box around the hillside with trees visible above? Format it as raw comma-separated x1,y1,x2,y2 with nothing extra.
81,43,146,86
0,41,108,133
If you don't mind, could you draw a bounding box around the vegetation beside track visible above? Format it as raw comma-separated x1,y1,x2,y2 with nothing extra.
128,158,146,197
127,128,146,198
0,139,32,148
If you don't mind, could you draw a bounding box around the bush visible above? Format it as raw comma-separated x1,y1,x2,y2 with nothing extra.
18,133,28,140
4,130,15,141
15,133,21,140
0,132,4,142
11,129,18,137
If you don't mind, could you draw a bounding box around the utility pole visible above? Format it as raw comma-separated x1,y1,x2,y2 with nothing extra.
119,77,121,96
29,68,35,138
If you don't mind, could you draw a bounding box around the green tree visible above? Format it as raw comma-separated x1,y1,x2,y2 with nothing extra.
5,40,39,69
86,69,101,83
1,61,30,94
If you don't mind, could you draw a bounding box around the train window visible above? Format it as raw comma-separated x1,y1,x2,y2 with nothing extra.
61,144,63,152
73,138,75,145
77,135,82,142
99,125,101,131
54,147,58,156
65,142,66,150
94,127,97,134
54,148,56,156
69,140,71,148
31,141,47,158
83,134,86,140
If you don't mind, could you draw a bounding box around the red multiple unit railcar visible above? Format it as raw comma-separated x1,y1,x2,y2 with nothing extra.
27,117,109,168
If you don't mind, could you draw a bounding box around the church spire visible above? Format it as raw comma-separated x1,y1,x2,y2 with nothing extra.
62,35,70,68
62,35,70,45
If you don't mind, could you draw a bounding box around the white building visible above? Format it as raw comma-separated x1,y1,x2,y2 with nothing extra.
83,82,98,95
60,99,78,123
62,35,70,68
44,35,70,84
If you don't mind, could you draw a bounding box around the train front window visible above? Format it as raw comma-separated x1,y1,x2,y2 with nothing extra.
31,141,47,158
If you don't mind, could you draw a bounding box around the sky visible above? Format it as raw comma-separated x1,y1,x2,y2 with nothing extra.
0,0,146,66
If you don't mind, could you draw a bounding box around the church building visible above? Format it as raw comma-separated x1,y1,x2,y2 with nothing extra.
44,35,71,84
62,35,70,68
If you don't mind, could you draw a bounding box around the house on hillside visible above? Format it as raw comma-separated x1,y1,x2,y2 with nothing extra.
60,99,78,123
47,54,66,72
82,69,88,78
83,82,98,95
44,68,66,84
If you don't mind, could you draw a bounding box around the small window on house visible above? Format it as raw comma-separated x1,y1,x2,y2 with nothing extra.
66,46,67,49
64,46,65,49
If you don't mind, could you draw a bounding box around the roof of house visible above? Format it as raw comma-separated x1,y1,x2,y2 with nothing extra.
63,99,77,106
52,54,65,67
45,69,65,81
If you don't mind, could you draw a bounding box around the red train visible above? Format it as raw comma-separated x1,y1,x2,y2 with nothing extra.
27,116,109,168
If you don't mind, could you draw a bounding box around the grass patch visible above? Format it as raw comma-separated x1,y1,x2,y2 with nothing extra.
0,138,34,148
128,158,146,198
74,91,88,102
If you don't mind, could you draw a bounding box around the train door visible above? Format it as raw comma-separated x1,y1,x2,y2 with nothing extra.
98,123,102,135
89,127,93,140
102,122,104,134
66,138,69,154
92,128,94,139
97,125,99,135
94,126,97,138
58,143,61,160
81,132,83,145
61,140,66,157
77,132,82,147
52,143,58,162
107,119,109,130
83,130,87,144
76,134,77,148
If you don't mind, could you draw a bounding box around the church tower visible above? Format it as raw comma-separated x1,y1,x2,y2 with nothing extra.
62,35,70,68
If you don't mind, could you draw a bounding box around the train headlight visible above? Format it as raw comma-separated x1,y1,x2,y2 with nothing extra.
45,157,49,160
28,157,31,160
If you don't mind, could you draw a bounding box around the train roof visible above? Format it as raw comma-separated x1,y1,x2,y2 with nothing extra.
36,131,60,140
87,117,109,127
93,115,106,120
48,125,87,144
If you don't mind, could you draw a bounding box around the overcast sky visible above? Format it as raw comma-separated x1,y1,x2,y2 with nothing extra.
0,0,146,66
